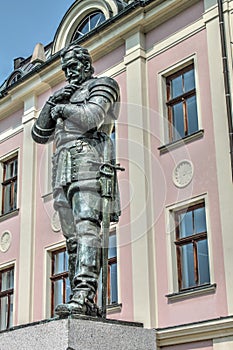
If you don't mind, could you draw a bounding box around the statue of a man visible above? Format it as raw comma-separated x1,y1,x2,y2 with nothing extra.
31,44,120,316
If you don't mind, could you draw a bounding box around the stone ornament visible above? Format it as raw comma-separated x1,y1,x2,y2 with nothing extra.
0,231,12,252
51,211,61,232
173,160,194,188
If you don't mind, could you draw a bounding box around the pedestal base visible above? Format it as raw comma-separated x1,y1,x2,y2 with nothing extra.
0,316,156,349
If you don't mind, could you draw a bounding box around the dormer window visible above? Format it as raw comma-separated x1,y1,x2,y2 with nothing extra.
7,71,22,87
71,11,106,42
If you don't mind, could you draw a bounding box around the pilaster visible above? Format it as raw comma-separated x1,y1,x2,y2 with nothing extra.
124,30,157,328
204,1,233,314
17,95,37,324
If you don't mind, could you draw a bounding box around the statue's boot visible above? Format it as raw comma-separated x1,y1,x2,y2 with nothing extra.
55,288,99,317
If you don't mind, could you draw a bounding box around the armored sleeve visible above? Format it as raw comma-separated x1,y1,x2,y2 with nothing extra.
62,77,120,133
31,100,56,144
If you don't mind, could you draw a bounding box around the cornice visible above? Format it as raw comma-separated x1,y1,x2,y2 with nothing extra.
0,0,203,110
156,315,233,347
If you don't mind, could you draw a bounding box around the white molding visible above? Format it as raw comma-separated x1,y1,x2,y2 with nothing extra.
0,126,23,144
147,19,205,61
157,54,202,146
157,316,233,347
165,193,215,295
52,0,117,53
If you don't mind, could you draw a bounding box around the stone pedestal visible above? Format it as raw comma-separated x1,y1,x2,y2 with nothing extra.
0,316,156,349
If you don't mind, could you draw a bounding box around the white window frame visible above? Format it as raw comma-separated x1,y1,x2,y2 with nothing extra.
158,55,202,146
43,241,66,319
165,194,215,298
0,261,16,330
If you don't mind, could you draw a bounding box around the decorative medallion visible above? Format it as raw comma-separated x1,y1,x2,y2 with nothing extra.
51,211,61,232
0,231,12,252
173,160,194,188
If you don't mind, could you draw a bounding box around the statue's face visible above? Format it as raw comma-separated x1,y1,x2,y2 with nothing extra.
61,51,89,85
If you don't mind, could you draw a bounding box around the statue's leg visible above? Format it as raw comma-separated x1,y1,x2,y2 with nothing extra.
69,190,102,315
57,207,76,295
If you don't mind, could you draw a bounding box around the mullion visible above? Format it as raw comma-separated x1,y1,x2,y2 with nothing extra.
166,89,196,106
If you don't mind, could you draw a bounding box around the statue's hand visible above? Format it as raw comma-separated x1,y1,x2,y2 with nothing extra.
50,84,77,103
51,104,66,121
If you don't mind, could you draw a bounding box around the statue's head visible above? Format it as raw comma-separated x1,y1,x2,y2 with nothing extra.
60,44,94,85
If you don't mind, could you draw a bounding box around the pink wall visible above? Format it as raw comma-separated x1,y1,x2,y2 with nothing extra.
146,1,204,50
147,28,227,327
94,45,125,75
0,109,23,137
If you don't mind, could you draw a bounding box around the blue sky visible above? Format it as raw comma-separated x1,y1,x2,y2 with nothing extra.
0,0,75,84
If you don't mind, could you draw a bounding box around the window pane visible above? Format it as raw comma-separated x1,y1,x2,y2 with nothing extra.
9,294,13,328
66,277,71,302
197,240,210,285
13,159,18,177
3,184,11,213
171,75,183,99
181,244,195,289
179,211,193,238
13,181,17,210
172,102,184,140
184,69,195,92
110,263,118,304
0,296,8,330
1,270,14,291
187,95,198,135
194,207,206,234
79,17,89,35
90,13,105,28
54,251,66,274
72,12,105,41
108,234,117,259
54,280,63,306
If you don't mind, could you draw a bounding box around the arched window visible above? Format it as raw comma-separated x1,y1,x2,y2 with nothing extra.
7,71,22,87
71,11,106,42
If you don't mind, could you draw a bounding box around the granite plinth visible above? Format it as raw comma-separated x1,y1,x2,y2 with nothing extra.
0,316,156,350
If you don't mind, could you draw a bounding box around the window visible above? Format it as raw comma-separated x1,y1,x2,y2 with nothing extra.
71,11,106,42
107,230,118,305
50,248,71,317
1,156,18,215
166,64,198,142
0,266,14,330
50,229,118,315
175,203,210,291
7,72,22,87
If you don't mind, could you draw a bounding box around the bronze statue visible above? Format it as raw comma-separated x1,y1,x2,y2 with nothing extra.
31,44,121,317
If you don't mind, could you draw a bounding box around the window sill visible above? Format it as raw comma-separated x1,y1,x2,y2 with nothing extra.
166,283,216,302
158,130,204,155
107,303,122,315
0,209,19,222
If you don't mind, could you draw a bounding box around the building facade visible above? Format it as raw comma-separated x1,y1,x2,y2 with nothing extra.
1,0,233,348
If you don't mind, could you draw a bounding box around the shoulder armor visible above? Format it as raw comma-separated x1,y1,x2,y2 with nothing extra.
89,77,120,102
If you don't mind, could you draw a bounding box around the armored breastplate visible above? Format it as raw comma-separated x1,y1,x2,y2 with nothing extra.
54,79,96,146
70,78,95,104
